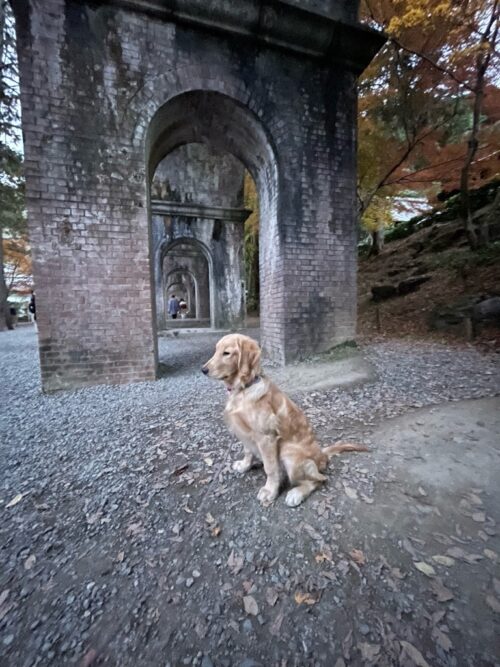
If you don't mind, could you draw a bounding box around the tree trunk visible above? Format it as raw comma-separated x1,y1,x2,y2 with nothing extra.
0,227,10,330
459,0,499,250
480,186,500,246
369,228,384,256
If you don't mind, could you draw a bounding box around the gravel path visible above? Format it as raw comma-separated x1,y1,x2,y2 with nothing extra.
1,327,499,667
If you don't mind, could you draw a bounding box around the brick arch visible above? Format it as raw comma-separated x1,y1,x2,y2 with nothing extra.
161,237,213,326
146,89,282,360
165,268,199,320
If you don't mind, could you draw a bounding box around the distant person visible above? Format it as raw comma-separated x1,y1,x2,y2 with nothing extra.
178,298,188,319
28,291,37,331
29,291,36,322
9,305,17,329
168,294,180,320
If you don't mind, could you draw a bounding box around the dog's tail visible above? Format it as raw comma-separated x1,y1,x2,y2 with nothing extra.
322,442,369,460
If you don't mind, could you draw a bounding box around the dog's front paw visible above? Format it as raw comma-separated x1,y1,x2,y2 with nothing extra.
233,459,252,473
285,488,305,507
257,485,278,506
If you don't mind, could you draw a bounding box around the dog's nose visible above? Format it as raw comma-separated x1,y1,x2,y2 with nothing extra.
201,366,209,375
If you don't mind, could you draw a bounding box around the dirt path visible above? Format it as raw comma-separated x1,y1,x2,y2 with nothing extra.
0,328,499,666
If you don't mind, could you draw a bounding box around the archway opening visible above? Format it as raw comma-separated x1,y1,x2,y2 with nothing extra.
146,91,276,370
163,239,210,326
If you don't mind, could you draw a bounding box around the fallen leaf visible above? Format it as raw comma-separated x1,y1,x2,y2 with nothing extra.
432,609,446,625
172,464,189,476
432,627,453,653
205,512,215,524
483,549,498,562
116,551,125,563
86,511,102,525
430,578,454,602
392,567,406,580
343,629,353,660
195,619,207,639
270,610,284,636
446,546,467,560
80,649,97,667
243,580,254,594
486,595,500,613
399,640,431,667
467,492,483,506
344,486,358,500
349,549,366,566
432,555,455,567
266,587,279,607
358,642,380,661
125,522,143,537
402,538,419,558
243,595,259,615
464,553,483,564
315,550,333,563
360,493,374,504
211,525,221,537
414,561,436,577
294,590,317,605
6,493,23,508
472,511,486,523
204,457,214,467
24,555,36,570
227,550,244,574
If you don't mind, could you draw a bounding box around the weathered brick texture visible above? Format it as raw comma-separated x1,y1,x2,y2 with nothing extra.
12,0,383,390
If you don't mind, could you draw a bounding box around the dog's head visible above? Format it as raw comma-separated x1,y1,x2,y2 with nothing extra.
202,334,261,391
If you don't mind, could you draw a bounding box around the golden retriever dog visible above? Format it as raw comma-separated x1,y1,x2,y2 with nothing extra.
202,333,367,507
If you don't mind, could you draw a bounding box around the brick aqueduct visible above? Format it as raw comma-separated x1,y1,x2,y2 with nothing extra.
12,0,383,391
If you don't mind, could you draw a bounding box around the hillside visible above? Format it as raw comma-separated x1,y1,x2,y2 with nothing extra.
357,185,500,351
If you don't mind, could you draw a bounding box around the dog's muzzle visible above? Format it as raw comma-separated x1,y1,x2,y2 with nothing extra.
201,366,209,375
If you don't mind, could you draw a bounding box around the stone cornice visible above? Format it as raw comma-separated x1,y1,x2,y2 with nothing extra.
151,199,251,222
100,0,385,73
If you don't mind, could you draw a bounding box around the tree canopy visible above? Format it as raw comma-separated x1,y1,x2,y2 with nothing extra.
359,0,500,249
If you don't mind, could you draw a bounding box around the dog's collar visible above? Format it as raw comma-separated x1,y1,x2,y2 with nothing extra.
226,376,261,393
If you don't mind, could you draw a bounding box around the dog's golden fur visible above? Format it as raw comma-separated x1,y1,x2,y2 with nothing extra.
202,333,367,507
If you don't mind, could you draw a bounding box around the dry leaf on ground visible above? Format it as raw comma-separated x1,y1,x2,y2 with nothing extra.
414,561,436,577
483,549,498,562
349,549,366,566
294,591,317,605
270,610,284,636
6,493,23,508
358,642,381,661
24,555,36,570
486,595,500,613
432,627,453,653
266,587,279,607
430,578,454,602
344,486,358,500
243,595,259,615
227,550,244,574
399,640,431,667
432,555,455,567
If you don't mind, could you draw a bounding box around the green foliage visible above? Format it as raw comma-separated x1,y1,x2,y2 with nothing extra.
243,172,259,312
425,241,500,272
0,146,25,234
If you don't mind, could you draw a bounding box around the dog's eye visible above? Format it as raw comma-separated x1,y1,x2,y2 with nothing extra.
223,351,230,356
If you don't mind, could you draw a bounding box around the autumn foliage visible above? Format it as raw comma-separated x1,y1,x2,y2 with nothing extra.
359,0,500,249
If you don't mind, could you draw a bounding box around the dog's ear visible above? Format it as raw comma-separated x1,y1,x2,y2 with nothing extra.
237,337,261,388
